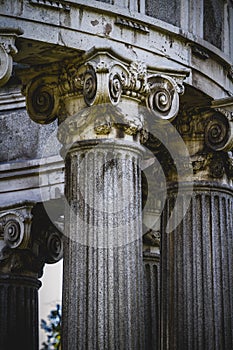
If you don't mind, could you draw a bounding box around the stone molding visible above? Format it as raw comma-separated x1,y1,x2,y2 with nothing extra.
0,156,64,207
0,27,23,87
29,0,71,11
0,91,26,110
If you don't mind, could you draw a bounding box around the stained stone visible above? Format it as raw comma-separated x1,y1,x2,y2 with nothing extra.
62,140,145,350
161,183,233,350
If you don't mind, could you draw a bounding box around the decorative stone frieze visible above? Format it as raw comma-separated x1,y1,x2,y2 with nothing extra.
29,0,71,11
115,16,150,33
0,27,23,87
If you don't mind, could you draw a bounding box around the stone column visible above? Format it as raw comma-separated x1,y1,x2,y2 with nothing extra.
160,106,233,349
20,48,187,349
0,203,63,350
143,234,160,350
62,139,145,350
142,164,161,350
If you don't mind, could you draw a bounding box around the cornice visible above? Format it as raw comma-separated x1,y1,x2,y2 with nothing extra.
0,91,25,110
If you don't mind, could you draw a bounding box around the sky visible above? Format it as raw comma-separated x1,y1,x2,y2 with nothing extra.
39,260,63,348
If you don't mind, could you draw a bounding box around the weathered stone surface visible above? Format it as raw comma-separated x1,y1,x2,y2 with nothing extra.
0,108,58,162
0,275,41,350
0,1,232,350
161,185,233,350
203,0,224,49
0,203,63,350
62,140,145,349
143,251,160,350
145,0,181,27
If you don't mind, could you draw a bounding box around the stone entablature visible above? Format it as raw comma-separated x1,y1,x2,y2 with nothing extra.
0,1,232,101
0,156,64,207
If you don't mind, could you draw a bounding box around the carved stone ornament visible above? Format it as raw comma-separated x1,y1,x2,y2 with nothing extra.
23,50,188,125
146,75,180,121
26,75,60,124
43,231,63,264
0,28,23,87
205,113,233,151
0,210,31,249
57,103,145,146
143,229,160,247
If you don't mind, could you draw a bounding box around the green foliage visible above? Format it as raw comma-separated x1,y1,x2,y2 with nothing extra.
41,304,61,350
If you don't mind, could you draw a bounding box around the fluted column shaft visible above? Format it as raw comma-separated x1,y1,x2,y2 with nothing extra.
143,251,160,350
161,183,233,350
0,275,41,350
62,140,145,350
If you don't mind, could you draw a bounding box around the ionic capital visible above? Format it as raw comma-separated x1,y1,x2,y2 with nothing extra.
20,49,188,139
0,203,63,277
169,98,233,182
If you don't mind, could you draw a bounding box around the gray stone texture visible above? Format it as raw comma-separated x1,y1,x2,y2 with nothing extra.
62,140,145,350
161,183,233,350
0,275,41,350
145,0,181,27
0,107,58,162
143,252,160,350
203,0,224,49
